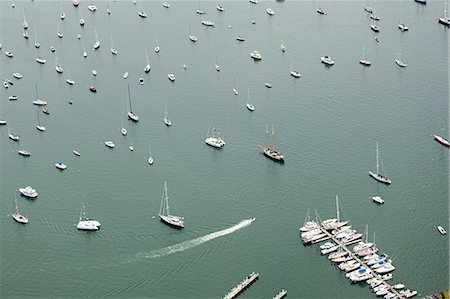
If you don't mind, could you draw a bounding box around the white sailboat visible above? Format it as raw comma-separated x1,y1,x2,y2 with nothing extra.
33,82,47,106
359,46,371,66
77,203,101,231
22,8,28,29
369,141,392,184
438,0,450,26
321,195,349,230
233,78,238,95
17,138,31,157
110,34,118,55
55,53,64,74
34,28,40,48
121,117,127,136
164,107,172,126
246,87,255,111
154,34,160,53
159,181,184,229
205,126,225,148
144,48,151,73
189,25,198,42
93,27,100,50
214,54,221,72
127,83,139,122
259,125,284,162
57,23,63,38
148,146,154,165
36,107,46,132
394,48,407,68
12,194,28,224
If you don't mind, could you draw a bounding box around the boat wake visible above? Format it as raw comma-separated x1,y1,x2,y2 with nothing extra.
137,217,255,259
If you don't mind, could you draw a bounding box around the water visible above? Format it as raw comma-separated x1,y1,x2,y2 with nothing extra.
1,1,448,298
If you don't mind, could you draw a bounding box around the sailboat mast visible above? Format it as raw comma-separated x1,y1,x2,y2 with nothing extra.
271,126,276,150
35,82,39,99
164,181,170,215
36,107,40,126
376,141,379,174
127,83,132,113
336,195,340,222
265,125,269,147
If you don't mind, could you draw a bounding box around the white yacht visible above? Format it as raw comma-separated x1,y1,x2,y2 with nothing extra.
105,141,115,148
250,50,262,60
375,263,396,274
77,203,101,231
437,225,447,235
55,161,67,170
321,55,335,65
205,126,225,148
19,186,38,198
159,181,184,229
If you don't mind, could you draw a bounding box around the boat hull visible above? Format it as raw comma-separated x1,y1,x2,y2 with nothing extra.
159,215,184,229
369,171,391,184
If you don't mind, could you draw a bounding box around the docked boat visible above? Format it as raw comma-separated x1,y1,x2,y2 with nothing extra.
148,146,154,165
168,73,176,82
399,289,418,298
19,186,38,198
437,225,447,235
205,126,226,148
259,125,284,162
159,181,184,229
55,161,67,170
12,194,28,224
77,203,101,231
434,135,450,146
372,196,384,204
105,141,115,148
375,263,396,274
250,50,262,60
127,83,139,122
321,55,334,65
322,196,349,230
369,142,391,184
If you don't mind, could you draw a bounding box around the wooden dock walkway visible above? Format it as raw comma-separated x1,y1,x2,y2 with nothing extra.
273,289,288,299
222,272,259,299
317,226,406,299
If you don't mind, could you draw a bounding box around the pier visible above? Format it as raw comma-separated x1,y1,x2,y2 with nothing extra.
316,226,406,299
222,272,259,299
273,289,288,299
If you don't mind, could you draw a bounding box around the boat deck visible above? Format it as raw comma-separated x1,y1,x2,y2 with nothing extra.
222,272,259,299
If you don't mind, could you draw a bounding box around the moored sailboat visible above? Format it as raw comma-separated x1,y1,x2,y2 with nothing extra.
127,83,139,122
12,194,28,224
159,181,184,229
369,141,391,184
258,125,284,162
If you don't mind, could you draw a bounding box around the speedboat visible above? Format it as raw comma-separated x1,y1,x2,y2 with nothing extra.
105,141,115,148
202,20,215,27
321,56,334,65
434,135,450,146
33,99,47,106
168,73,175,81
55,161,67,170
266,7,274,15
372,196,384,204
138,11,147,18
13,73,22,79
290,70,301,78
19,186,38,198
398,23,409,31
250,50,262,60
36,57,47,64
437,225,447,235
9,96,18,101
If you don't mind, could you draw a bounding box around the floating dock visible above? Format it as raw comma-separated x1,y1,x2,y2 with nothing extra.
222,272,259,299
273,289,288,299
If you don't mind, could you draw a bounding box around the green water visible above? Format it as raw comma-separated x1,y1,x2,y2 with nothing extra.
1,1,448,298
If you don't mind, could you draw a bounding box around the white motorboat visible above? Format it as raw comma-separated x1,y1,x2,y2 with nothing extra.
8,132,19,141
5,51,14,58
80,18,85,26
9,96,18,101
250,50,262,60
320,242,336,250
55,161,67,170
13,73,23,79
163,2,170,8
66,79,75,85
159,181,184,228
105,141,115,148
290,70,301,78
375,263,396,274
434,135,450,147
369,142,392,184
77,203,101,231
321,245,340,255
371,24,380,32
398,23,409,31
19,186,38,198
372,196,384,204
12,194,28,224
73,150,81,156
205,126,225,148
168,74,175,82
123,72,129,79
437,225,447,235
321,55,334,65
138,11,147,18
393,283,405,290
266,7,274,15
3,82,8,89
202,20,215,27
399,289,418,298
88,4,97,11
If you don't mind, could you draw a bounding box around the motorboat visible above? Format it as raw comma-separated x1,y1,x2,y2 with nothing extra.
372,196,384,204
375,263,396,274
33,99,47,106
202,20,215,27
88,4,97,11
163,2,170,8
437,225,447,235
5,51,14,58
89,86,97,93
13,73,23,79
434,135,450,146
123,72,129,79
73,0,80,6
321,56,334,65
0,120,6,125
266,7,274,15
398,23,409,31
56,65,64,74
105,141,115,148
250,0,258,3
217,4,224,11
66,79,75,85
80,18,85,26
36,57,47,64
236,36,245,42
250,50,262,60
168,73,175,82
189,34,198,42
19,186,38,198
9,96,18,101
290,70,301,78
55,161,67,170
138,11,147,18
371,24,380,32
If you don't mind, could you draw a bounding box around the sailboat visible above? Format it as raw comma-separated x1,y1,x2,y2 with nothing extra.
148,146,154,165
35,48,46,64
359,46,371,66
164,107,172,126
259,125,284,162
127,83,139,122
34,28,40,48
398,17,409,31
438,0,450,26
246,87,255,111
60,3,66,20
77,203,101,231
12,194,28,224
138,0,148,17
17,138,31,156
394,48,407,67
321,195,349,230
57,23,63,38
22,8,28,29
159,181,184,229
121,117,127,136
107,0,111,14
110,34,118,55
55,53,64,74
80,11,85,26
434,134,450,147
93,27,100,50
214,54,221,72
33,82,47,106
205,126,226,148
196,0,206,14
144,48,151,73
8,125,19,141
154,34,160,53
189,25,198,42
369,141,391,184
233,78,238,95
36,107,46,132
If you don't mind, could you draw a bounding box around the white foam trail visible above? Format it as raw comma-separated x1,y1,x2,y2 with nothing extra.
139,218,255,259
